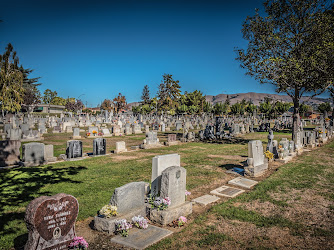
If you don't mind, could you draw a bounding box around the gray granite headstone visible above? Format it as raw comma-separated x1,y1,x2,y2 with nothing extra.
109,182,146,214
66,140,83,159
0,140,21,167
73,128,80,137
22,142,45,166
151,154,180,197
93,138,106,156
160,166,186,208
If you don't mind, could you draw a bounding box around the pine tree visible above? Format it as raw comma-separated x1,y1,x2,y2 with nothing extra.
141,85,150,104
0,43,24,114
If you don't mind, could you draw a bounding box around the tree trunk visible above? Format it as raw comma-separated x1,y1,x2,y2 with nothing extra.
292,97,300,142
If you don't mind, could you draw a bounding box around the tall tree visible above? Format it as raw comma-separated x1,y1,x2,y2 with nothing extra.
236,0,334,142
157,74,181,112
65,99,83,113
43,89,57,104
50,96,66,106
19,66,41,108
0,43,24,114
185,90,206,113
141,85,150,104
317,102,332,114
113,93,127,113
100,99,113,111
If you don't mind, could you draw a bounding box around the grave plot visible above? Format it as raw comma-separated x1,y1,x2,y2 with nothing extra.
210,185,245,198
228,177,258,189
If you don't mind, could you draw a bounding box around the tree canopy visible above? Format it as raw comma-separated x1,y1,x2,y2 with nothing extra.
236,0,334,140
0,43,24,113
141,85,150,104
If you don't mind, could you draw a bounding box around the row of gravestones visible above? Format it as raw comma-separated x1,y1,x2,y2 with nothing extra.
24,153,191,249
0,131,181,167
0,141,57,167
244,124,334,177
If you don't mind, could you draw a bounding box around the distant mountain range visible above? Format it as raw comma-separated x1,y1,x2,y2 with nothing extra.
205,92,330,106
127,92,330,109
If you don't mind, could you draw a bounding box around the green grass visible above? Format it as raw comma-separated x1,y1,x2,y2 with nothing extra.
0,137,245,249
150,139,334,249
1,131,333,249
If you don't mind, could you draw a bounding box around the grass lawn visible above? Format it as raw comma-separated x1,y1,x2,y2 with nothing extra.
1,131,331,250
149,139,334,249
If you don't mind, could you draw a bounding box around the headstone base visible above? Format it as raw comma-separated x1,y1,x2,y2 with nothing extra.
276,155,294,164
71,136,82,139
244,163,268,177
140,143,163,149
94,206,147,235
133,131,143,134
102,134,113,138
22,160,46,167
46,157,57,163
21,137,44,142
149,202,192,226
164,141,181,146
114,149,128,154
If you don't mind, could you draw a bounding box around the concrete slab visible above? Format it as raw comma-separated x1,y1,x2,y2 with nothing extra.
228,177,258,189
210,185,244,198
110,225,173,249
192,194,220,206
276,155,294,164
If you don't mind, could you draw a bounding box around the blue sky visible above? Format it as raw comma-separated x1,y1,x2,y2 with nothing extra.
0,0,282,107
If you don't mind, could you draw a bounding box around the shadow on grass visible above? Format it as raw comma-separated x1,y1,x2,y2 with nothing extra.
219,163,244,171
0,165,87,249
14,232,27,250
202,138,251,145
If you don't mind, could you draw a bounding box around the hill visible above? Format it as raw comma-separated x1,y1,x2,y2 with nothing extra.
205,92,329,106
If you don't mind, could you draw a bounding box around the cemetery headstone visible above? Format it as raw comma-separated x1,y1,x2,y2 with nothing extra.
151,154,180,196
114,141,127,154
22,142,45,166
0,140,21,167
93,138,106,156
245,140,268,177
44,145,57,163
24,193,79,250
66,140,83,159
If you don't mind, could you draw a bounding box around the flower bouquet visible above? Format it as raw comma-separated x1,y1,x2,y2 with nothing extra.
115,219,132,237
68,236,88,249
177,216,187,227
149,196,171,210
98,205,117,218
132,215,148,229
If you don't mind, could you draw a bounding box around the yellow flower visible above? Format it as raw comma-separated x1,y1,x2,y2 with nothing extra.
99,205,118,218
264,150,274,160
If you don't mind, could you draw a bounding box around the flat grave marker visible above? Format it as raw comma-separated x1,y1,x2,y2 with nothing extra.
110,225,173,250
228,177,258,189
210,185,245,198
192,194,220,206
